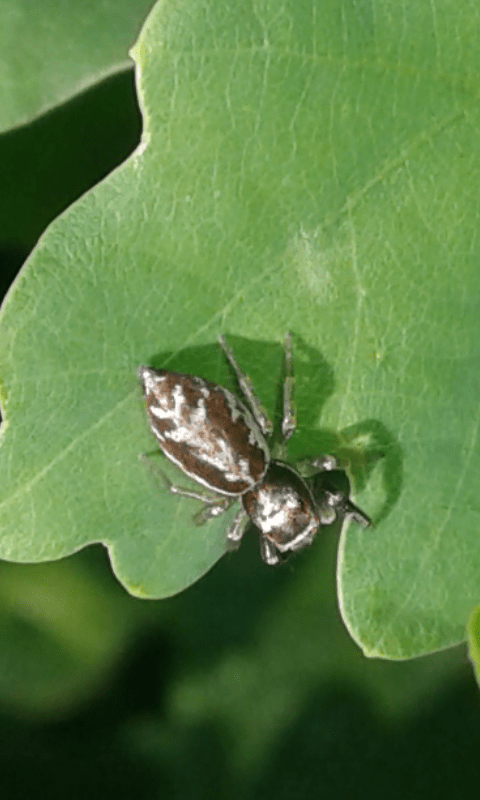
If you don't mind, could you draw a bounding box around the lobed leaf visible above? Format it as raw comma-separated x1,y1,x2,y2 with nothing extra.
1,0,479,657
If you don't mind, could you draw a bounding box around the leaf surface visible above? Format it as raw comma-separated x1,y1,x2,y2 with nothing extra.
1,0,479,657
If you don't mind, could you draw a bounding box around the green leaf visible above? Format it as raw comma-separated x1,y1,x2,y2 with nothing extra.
0,552,147,716
0,0,154,133
468,605,480,687
165,534,466,772
1,0,480,658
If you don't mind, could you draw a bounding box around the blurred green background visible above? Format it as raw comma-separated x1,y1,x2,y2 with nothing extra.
1,66,479,799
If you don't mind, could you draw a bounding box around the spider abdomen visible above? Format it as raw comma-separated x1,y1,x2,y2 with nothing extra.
139,366,269,496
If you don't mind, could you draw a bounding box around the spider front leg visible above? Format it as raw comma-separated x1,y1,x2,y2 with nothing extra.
309,455,338,471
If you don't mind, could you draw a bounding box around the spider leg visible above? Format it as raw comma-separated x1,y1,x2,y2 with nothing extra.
225,506,250,550
218,335,273,436
321,491,371,527
139,453,231,523
281,332,297,441
259,535,282,566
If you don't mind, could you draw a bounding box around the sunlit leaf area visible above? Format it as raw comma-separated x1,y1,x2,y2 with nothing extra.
1,1,480,796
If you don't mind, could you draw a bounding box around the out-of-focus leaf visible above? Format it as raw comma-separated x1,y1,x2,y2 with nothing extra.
0,0,153,132
0,553,147,716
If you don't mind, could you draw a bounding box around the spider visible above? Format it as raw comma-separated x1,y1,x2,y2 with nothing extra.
139,334,370,564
